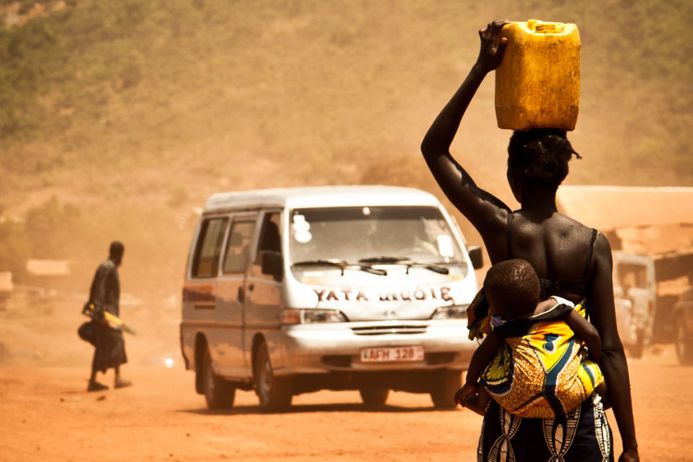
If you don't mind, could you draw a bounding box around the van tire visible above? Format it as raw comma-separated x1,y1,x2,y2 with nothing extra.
254,341,292,412
430,370,461,409
202,348,235,410
359,387,389,406
676,316,693,365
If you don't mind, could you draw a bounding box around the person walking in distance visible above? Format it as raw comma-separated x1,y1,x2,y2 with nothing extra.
86,241,131,392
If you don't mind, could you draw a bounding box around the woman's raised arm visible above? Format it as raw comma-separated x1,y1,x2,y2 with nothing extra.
587,234,640,462
420,21,510,255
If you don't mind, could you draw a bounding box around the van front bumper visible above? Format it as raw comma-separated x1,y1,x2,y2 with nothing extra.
269,319,478,376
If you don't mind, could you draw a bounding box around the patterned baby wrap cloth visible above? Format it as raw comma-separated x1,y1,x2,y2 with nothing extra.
480,297,604,420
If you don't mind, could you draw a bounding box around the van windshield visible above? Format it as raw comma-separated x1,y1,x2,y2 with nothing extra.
289,206,465,267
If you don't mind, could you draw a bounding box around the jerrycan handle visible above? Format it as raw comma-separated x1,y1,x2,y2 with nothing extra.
527,19,565,34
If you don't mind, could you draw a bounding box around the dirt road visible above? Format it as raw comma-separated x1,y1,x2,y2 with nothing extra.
1,295,692,461
1,350,693,461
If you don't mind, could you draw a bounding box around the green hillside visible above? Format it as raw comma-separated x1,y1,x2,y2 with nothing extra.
0,0,691,296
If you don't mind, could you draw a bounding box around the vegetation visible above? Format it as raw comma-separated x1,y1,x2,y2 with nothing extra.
0,0,690,295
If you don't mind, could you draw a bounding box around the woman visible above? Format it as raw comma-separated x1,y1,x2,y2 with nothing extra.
420,20,639,462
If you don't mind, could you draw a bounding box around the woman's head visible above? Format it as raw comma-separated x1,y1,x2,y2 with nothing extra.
507,129,580,200
484,259,540,319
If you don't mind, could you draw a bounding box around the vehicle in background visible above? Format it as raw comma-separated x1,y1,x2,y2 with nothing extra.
180,186,483,411
613,250,693,360
557,185,693,360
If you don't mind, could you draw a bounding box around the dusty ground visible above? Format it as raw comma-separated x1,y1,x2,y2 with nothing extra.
1,291,692,461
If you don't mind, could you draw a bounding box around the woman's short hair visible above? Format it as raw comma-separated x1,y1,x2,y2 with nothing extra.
483,259,540,318
507,128,580,188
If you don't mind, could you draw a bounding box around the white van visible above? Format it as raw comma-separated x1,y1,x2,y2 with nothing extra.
180,186,482,411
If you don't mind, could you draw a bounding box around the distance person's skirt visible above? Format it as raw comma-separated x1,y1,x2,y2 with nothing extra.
91,322,128,373
478,394,613,462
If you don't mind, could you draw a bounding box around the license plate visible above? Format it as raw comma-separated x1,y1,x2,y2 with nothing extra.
360,346,424,363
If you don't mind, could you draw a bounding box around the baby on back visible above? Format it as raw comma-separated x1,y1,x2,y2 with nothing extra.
456,259,606,420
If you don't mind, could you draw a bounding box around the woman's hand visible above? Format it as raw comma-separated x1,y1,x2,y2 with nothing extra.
618,448,640,462
476,20,509,73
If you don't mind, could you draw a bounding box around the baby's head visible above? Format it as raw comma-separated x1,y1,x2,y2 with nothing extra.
483,259,540,320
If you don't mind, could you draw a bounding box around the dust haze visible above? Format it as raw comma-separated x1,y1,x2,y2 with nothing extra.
0,1,691,460
0,0,690,297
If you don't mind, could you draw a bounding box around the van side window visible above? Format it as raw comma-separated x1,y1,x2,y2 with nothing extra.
256,212,281,261
192,218,228,278
222,221,256,274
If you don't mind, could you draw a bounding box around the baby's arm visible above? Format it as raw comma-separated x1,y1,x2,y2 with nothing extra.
455,331,502,411
465,330,503,385
460,387,491,416
565,309,602,362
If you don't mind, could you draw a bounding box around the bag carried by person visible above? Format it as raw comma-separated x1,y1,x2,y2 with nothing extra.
77,320,96,345
80,300,136,335
77,300,101,345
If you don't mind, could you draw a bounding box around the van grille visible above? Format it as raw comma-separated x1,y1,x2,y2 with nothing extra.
351,324,427,336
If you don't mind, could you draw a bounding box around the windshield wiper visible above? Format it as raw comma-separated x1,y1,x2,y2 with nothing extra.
292,257,464,277
358,256,465,275
291,259,387,276
407,262,450,275
413,260,468,275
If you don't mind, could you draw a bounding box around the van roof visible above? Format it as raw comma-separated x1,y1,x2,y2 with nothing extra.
203,186,441,213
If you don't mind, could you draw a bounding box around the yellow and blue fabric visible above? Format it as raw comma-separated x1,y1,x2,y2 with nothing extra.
480,297,604,421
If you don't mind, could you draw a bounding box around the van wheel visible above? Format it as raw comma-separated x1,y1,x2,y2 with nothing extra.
202,348,235,410
430,370,461,409
676,317,693,365
359,387,389,406
254,342,292,412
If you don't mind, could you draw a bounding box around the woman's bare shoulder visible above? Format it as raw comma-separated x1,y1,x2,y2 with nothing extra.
553,212,592,228
512,212,593,240
550,213,597,239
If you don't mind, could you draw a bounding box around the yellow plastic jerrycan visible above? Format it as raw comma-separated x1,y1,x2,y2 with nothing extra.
495,19,581,131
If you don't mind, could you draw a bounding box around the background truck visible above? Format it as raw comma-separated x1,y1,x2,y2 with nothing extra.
557,185,693,360
613,250,693,359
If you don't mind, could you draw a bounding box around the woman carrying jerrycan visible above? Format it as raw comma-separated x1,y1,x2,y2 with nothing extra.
420,20,639,461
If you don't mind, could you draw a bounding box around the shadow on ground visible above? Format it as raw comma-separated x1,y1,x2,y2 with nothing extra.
177,402,456,415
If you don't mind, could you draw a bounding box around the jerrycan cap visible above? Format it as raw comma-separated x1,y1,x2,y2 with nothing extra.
526,19,566,34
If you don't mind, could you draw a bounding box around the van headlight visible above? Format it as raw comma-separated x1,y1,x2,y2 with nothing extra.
280,308,348,325
431,305,468,320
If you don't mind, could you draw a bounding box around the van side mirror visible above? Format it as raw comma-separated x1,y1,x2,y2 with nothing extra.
261,250,284,281
467,246,484,269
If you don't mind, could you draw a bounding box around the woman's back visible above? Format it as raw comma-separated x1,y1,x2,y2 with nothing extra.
505,212,597,304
